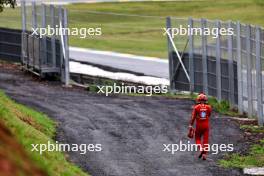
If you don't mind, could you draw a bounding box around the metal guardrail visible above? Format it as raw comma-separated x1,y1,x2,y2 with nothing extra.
167,17,264,126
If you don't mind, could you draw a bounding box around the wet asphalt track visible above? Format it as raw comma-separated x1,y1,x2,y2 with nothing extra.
0,68,246,176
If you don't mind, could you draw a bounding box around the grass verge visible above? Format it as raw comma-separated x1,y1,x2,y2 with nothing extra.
0,0,264,57
219,125,264,168
0,90,89,176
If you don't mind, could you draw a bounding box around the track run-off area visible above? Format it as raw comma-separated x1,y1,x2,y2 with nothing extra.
0,65,248,176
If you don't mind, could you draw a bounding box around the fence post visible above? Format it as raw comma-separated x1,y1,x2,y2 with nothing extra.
21,1,26,32
201,18,208,95
41,4,47,68
50,5,56,68
166,17,174,91
255,26,263,126
188,17,194,93
21,1,26,64
216,20,222,100
63,8,70,86
58,6,64,83
246,25,253,117
236,22,243,113
32,1,37,67
228,21,235,105
32,2,37,29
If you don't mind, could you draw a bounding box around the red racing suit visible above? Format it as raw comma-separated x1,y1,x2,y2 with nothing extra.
189,103,212,154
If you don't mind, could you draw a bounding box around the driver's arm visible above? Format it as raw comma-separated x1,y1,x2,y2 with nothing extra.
189,106,197,127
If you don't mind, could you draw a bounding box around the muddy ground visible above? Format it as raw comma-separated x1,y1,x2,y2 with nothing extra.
0,65,246,176
0,120,47,176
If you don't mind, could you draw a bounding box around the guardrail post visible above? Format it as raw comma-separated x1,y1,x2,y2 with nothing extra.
216,20,222,100
246,25,253,117
256,26,263,126
63,8,70,86
166,17,174,91
201,18,208,95
50,5,56,68
228,21,235,105
236,22,243,114
188,17,194,93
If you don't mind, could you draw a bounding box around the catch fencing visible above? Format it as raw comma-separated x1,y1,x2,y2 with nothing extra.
21,1,69,84
167,17,264,125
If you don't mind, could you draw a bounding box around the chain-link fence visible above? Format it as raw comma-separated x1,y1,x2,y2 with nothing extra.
21,1,69,85
167,17,264,125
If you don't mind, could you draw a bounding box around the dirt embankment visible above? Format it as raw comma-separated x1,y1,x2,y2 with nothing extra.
0,121,47,176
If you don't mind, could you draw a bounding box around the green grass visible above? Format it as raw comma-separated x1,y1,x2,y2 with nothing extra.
219,143,264,168
67,0,264,58
220,124,264,169
207,97,239,116
240,125,264,133
219,133,264,168
0,90,89,176
0,0,264,57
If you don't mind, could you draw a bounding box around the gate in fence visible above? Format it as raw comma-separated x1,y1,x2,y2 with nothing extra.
166,17,264,126
21,1,69,85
